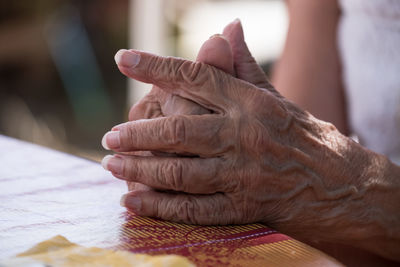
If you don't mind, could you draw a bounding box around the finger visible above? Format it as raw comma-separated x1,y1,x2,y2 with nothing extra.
130,35,234,120
102,115,229,156
196,34,235,76
129,35,234,121
120,190,239,225
124,151,153,192
129,86,210,119
128,87,165,121
161,93,209,116
223,19,273,91
127,181,152,192
114,49,232,110
128,86,209,120
102,155,226,194
161,35,235,116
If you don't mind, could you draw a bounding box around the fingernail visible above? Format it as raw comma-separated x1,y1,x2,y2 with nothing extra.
101,131,120,150
101,155,113,170
114,49,141,68
120,194,141,212
101,155,123,175
209,33,223,40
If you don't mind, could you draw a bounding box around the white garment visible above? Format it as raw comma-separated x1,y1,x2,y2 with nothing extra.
338,0,400,165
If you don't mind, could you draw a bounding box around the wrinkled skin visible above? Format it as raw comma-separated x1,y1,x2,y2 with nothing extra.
103,20,400,262
124,20,270,192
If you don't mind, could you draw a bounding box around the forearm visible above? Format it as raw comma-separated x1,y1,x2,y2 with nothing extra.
272,0,348,134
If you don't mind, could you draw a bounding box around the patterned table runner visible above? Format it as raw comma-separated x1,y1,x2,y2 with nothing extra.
0,135,342,266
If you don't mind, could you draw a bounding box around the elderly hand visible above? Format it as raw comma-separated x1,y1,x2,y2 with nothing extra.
104,25,358,224
118,19,270,192
102,20,400,262
102,41,360,229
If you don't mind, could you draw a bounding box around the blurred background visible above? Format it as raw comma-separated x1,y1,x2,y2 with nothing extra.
0,0,287,161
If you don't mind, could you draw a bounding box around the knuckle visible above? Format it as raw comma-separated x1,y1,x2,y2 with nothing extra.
154,198,176,222
148,56,186,88
177,60,207,86
147,55,165,83
152,197,162,218
165,116,186,147
176,197,200,224
170,161,184,191
159,160,184,191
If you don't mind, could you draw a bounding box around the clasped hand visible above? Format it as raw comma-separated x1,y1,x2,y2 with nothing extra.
102,20,360,240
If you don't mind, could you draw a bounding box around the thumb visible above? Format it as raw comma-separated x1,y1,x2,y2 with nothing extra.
223,19,271,90
160,34,236,117
196,34,235,76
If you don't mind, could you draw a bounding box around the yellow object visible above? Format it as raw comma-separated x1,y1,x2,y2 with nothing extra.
1,235,194,267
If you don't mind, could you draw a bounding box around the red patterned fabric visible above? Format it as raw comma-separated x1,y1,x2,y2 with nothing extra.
0,136,342,266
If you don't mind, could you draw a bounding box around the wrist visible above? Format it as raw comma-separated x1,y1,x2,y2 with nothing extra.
297,117,400,260
355,153,400,260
